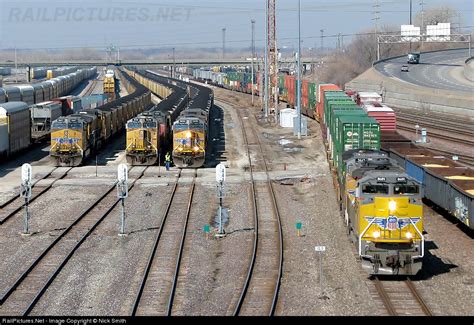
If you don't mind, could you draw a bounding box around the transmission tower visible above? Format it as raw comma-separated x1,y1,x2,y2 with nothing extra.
267,0,278,117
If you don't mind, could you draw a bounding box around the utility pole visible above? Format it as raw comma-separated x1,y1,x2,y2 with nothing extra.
222,27,226,59
251,19,256,106
14,47,17,83
419,0,425,49
264,1,269,118
320,29,324,56
419,0,425,33
172,47,176,79
409,0,413,52
373,0,380,58
297,0,302,139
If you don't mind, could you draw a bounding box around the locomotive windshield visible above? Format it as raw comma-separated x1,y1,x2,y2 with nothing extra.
127,121,142,129
362,184,389,194
143,121,157,128
394,184,419,195
51,121,67,129
68,122,83,129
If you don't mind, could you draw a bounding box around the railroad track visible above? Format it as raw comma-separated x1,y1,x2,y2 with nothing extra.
84,79,98,96
229,104,283,316
0,166,148,316
372,277,433,316
396,123,473,146
396,111,474,132
425,147,474,167
132,169,195,316
0,167,72,225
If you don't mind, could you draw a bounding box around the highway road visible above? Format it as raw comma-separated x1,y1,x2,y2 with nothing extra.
374,48,473,93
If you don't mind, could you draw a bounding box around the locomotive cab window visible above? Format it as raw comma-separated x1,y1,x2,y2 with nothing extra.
127,121,141,129
52,121,67,129
68,122,83,130
394,184,419,195
361,184,389,194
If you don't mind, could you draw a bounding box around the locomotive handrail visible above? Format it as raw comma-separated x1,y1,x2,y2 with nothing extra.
359,219,376,257
410,219,424,258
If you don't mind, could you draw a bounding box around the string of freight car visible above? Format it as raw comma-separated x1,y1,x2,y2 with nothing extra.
188,68,474,232
48,68,152,166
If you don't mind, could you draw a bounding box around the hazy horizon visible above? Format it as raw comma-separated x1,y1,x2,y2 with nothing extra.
0,0,472,51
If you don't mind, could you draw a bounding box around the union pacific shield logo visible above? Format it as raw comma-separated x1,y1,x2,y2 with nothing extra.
387,216,398,230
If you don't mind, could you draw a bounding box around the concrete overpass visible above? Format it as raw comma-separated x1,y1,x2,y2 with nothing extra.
0,57,322,68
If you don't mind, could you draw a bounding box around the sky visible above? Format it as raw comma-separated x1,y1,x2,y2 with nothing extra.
0,0,472,50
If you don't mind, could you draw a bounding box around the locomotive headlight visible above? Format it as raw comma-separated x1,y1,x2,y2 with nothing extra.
178,147,183,152
389,201,397,212
185,131,192,138
372,231,381,239
193,146,200,152
405,232,413,239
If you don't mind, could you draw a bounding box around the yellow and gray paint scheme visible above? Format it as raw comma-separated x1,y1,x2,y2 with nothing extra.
342,150,424,275
172,115,207,168
126,111,169,165
50,114,100,166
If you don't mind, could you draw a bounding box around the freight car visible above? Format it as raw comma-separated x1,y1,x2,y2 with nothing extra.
127,69,213,168
125,70,189,165
30,101,62,133
190,68,428,274
190,67,472,229
381,143,474,229
0,67,97,105
0,102,31,158
50,68,152,166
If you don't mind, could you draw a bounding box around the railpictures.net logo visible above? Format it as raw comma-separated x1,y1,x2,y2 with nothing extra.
7,6,194,23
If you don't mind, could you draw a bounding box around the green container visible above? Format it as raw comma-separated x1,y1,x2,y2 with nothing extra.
326,103,361,130
279,75,285,90
324,98,354,125
335,115,380,155
329,109,367,141
308,82,317,110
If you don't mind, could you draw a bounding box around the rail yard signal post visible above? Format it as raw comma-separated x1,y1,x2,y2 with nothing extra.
20,163,32,235
215,163,226,238
117,164,128,236
315,245,327,298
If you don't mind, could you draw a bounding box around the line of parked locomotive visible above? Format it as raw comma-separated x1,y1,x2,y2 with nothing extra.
124,69,188,165
125,69,213,168
189,67,473,274
0,67,97,159
49,68,152,166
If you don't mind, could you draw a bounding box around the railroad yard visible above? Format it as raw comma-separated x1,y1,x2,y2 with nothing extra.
0,82,472,316
0,2,473,318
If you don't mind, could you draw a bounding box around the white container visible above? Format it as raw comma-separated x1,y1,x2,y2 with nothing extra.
280,108,297,128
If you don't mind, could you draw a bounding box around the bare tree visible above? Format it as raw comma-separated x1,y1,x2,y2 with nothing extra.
414,5,460,32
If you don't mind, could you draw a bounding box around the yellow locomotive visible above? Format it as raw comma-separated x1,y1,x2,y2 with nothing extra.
172,112,207,168
126,111,169,165
50,114,100,166
103,69,116,95
342,150,424,275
